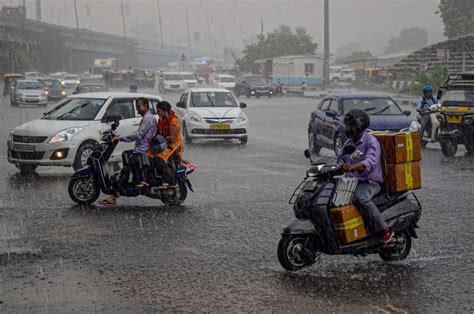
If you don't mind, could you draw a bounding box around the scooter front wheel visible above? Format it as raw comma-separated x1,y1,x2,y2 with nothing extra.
68,177,100,205
277,236,317,271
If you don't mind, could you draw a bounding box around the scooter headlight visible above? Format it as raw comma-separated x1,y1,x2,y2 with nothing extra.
49,127,84,143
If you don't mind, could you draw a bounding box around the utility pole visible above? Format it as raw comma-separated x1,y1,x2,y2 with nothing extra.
156,0,164,46
186,9,192,52
260,18,264,78
74,0,80,29
323,0,330,85
120,0,127,38
35,0,41,22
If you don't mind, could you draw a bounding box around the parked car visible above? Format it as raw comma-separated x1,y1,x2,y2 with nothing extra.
10,79,48,107
38,79,68,100
25,71,48,80
213,74,236,91
174,88,248,145
329,66,356,84
7,92,162,172
235,75,272,98
308,94,414,154
61,74,81,88
73,83,109,94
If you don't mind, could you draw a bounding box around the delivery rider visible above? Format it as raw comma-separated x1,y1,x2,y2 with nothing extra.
338,109,393,244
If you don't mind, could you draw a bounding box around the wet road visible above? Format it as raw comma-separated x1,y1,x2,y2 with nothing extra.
0,92,473,312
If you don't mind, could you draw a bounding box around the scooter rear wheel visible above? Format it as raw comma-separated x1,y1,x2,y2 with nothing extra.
68,177,100,205
379,230,412,262
277,236,317,271
161,181,188,206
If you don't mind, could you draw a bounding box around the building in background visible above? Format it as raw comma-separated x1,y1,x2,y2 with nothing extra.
272,55,324,86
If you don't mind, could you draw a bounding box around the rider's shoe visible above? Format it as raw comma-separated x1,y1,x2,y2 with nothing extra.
379,227,394,244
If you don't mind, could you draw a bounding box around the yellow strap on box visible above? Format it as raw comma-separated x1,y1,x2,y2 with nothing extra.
405,162,413,190
333,216,364,231
405,132,413,162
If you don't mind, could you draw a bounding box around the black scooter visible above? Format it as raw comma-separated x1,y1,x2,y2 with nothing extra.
277,147,422,271
68,114,195,206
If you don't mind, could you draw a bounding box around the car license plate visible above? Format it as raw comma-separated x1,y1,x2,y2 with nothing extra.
210,124,230,130
304,181,318,192
446,115,463,123
14,144,35,152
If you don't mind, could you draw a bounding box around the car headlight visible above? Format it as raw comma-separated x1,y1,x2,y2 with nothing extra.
408,120,420,132
237,111,247,122
44,91,49,96
189,112,202,123
48,127,84,143
61,81,66,85
8,130,14,142
61,91,67,96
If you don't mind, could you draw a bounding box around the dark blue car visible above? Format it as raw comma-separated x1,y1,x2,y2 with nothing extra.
308,94,413,154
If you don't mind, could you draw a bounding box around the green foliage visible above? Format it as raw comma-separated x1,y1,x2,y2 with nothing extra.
236,25,318,72
438,0,474,38
384,27,429,54
402,65,448,95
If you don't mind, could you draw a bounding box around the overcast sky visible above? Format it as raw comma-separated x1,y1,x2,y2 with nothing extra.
16,0,445,56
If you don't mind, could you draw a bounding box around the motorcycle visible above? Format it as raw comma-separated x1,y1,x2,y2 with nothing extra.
277,146,422,271
68,114,196,206
415,105,441,148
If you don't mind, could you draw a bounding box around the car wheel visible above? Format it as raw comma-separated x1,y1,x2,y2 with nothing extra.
334,134,344,155
183,123,192,144
240,136,248,145
308,130,322,155
73,142,95,171
15,164,38,173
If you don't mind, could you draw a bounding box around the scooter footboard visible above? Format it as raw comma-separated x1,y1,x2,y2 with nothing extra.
281,219,317,235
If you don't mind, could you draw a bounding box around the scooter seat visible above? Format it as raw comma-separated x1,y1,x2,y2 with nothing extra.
373,191,408,211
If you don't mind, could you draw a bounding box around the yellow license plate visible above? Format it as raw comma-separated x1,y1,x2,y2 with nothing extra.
210,124,230,130
446,115,463,123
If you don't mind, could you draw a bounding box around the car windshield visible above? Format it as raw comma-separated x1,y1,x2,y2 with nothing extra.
42,98,106,120
182,74,195,80
79,85,108,93
164,74,180,80
16,81,43,90
65,75,79,80
442,90,474,104
220,77,235,83
50,80,63,88
190,92,238,107
343,98,403,115
245,76,266,84
39,80,53,87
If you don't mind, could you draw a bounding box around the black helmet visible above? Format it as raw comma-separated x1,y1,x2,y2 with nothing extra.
157,100,172,112
343,108,370,141
150,134,168,154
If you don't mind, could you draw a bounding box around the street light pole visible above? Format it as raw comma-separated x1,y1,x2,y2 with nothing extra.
260,18,264,78
156,0,164,46
74,0,80,29
120,0,127,38
323,0,330,84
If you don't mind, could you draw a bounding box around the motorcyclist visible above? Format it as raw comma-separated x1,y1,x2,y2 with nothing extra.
339,109,393,244
146,101,184,188
276,79,283,96
416,85,438,144
99,97,157,205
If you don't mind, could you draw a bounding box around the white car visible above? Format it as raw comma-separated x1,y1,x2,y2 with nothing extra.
329,66,356,83
181,72,198,89
25,72,48,80
61,74,81,88
175,88,248,145
160,72,186,93
214,74,236,91
7,92,162,172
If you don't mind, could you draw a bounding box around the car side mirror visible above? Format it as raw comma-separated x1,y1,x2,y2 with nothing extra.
101,113,121,124
176,101,186,109
325,110,338,119
304,149,311,159
239,102,247,108
404,110,411,116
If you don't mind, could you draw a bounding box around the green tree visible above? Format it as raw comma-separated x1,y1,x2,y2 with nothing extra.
438,0,474,38
335,51,373,65
403,64,448,95
384,27,429,54
236,25,318,72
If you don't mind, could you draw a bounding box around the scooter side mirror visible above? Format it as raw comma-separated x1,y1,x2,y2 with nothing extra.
341,144,356,156
304,149,312,159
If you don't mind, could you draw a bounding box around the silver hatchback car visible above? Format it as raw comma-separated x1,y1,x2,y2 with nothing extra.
7,92,161,172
